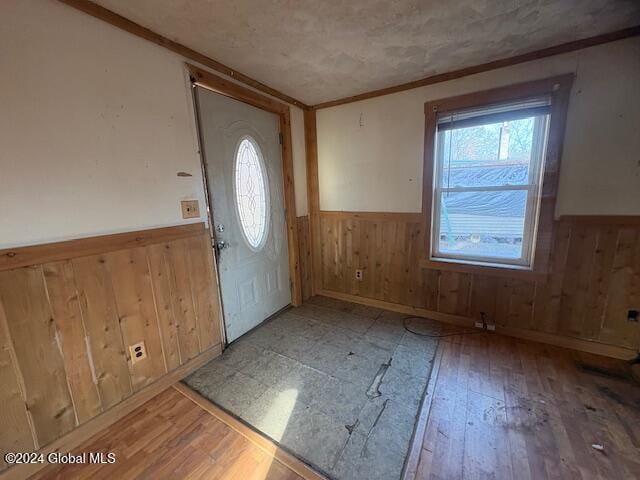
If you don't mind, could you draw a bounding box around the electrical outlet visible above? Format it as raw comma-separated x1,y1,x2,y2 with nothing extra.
181,200,200,219
129,341,147,364
355,269,363,281
479,311,494,331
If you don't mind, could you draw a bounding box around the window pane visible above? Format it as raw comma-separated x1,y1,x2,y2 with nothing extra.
437,190,528,260
234,137,268,249
439,116,538,188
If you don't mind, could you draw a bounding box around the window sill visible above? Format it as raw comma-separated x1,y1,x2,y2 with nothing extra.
420,257,548,282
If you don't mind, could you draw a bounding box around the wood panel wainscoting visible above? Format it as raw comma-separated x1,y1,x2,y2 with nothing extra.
296,216,313,302
0,223,224,479
317,211,640,359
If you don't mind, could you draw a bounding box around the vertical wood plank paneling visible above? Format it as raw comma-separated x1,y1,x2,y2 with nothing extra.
350,218,362,297
373,220,385,301
421,268,440,311
73,255,132,409
146,243,182,372
0,302,35,470
105,248,166,391
317,212,640,351
532,220,571,334
494,278,512,327
558,225,599,337
582,227,618,339
186,234,222,350
470,275,498,323
360,219,374,299
388,221,406,304
381,221,396,301
296,216,313,301
336,219,344,292
320,215,330,290
506,279,536,330
343,218,352,294
600,229,640,347
0,267,76,447
0,225,223,475
405,223,424,307
43,261,102,424
337,219,347,293
166,239,201,361
438,271,471,316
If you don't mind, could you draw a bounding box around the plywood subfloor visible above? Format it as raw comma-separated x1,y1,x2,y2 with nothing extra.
415,331,640,480
183,298,438,480
33,387,306,480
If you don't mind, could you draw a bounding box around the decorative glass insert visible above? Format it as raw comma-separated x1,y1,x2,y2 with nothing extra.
234,136,268,249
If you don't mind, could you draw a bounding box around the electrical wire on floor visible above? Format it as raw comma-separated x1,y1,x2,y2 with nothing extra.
402,315,489,338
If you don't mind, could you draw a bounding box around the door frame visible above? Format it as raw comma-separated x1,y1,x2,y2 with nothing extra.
187,63,303,319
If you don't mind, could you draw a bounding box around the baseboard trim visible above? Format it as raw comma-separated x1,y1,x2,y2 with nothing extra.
496,326,637,361
318,289,637,361
174,383,327,480
318,289,476,328
402,341,444,480
1,344,222,480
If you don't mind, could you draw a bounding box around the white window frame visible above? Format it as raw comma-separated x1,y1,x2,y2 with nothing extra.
430,102,551,269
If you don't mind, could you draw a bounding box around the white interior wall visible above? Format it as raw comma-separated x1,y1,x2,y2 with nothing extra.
0,0,307,249
316,37,640,215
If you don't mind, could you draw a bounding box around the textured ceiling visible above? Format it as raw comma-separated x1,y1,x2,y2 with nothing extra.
94,0,640,105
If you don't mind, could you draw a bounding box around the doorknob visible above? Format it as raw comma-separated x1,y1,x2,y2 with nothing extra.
215,240,230,251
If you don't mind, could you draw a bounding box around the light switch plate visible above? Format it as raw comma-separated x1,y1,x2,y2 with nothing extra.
181,200,200,219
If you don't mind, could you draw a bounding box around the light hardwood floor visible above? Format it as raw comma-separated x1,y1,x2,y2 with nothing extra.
415,332,640,480
33,387,304,480
32,332,639,480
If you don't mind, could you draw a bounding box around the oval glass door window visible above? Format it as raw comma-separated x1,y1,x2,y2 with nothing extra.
234,136,269,250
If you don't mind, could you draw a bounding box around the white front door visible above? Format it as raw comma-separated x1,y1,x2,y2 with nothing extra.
196,87,291,342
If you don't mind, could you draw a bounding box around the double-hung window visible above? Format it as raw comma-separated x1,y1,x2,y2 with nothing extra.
431,99,551,268
423,77,574,273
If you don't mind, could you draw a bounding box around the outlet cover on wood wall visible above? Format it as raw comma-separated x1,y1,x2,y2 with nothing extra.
129,341,147,364
181,200,200,219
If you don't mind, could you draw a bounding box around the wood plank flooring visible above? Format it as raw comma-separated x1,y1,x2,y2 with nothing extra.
33,387,304,480
415,333,640,480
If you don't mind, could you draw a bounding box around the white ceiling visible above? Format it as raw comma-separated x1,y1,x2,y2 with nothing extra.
94,0,640,105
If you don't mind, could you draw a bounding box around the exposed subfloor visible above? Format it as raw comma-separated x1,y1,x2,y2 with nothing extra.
183,296,440,480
